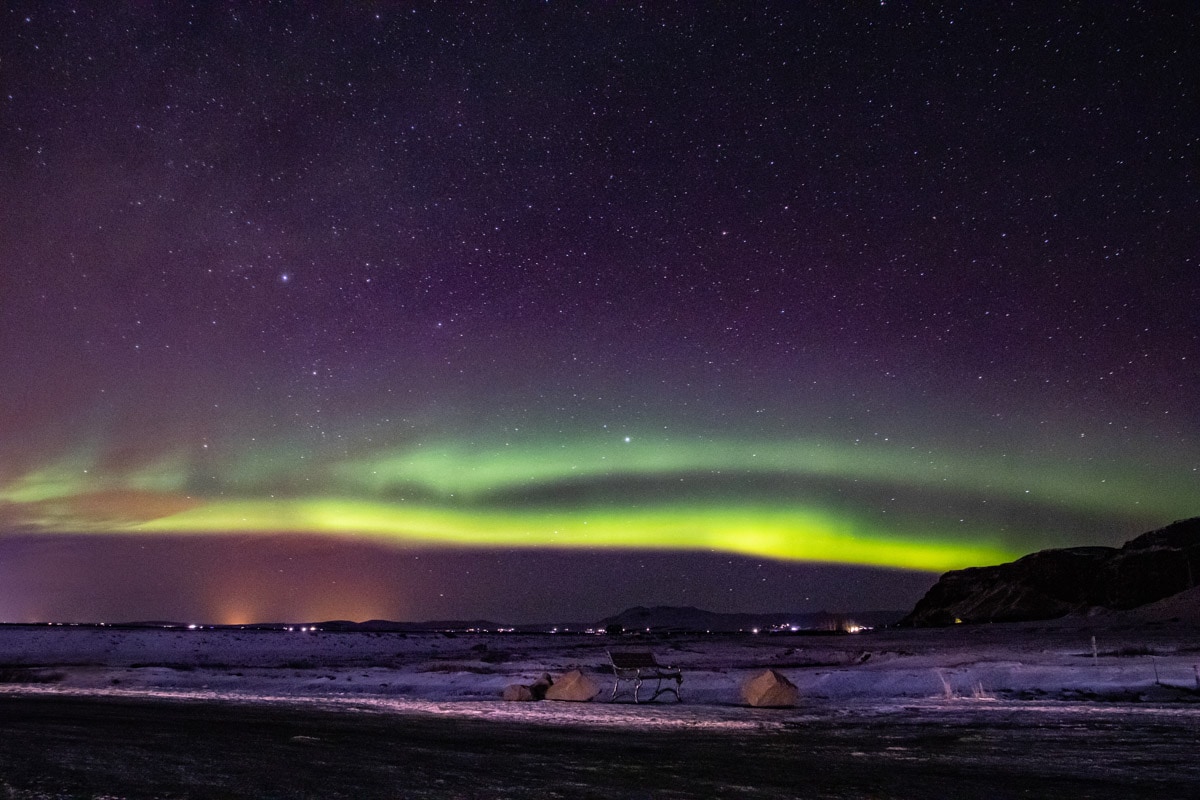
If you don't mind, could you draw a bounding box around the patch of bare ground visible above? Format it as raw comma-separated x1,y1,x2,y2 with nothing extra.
2,696,1200,798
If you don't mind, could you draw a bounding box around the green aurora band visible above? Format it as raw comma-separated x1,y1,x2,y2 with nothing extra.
1,434,1194,572
327,436,1195,519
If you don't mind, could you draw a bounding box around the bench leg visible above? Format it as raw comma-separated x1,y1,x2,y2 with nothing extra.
611,675,641,703
647,675,683,703
611,672,682,703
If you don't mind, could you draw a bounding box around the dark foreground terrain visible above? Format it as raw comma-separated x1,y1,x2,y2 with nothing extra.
1,696,1197,799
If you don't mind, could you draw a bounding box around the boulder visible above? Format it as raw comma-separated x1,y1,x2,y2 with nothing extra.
544,669,600,702
529,672,554,701
741,669,799,708
501,672,554,702
502,684,534,702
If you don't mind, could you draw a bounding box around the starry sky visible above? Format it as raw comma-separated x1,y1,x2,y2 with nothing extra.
1,3,1197,624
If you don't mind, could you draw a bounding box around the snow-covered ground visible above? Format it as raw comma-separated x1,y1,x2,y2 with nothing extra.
2,618,1199,729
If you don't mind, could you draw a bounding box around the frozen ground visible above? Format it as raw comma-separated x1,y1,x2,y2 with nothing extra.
2,621,1200,797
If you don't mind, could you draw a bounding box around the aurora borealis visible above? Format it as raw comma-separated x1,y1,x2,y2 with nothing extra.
1,4,1197,623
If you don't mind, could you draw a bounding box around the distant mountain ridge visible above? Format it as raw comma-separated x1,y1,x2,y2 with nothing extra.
105,606,904,633
900,517,1200,626
300,605,905,633
597,605,903,633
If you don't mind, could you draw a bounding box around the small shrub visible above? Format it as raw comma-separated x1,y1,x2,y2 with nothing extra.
1102,645,1158,657
420,663,494,674
937,671,954,700
1077,645,1164,658
0,666,64,684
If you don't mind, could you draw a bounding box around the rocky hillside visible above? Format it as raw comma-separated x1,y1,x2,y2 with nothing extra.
900,518,1200,626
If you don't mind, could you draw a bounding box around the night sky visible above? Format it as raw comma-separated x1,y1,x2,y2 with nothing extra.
2,3,1197,624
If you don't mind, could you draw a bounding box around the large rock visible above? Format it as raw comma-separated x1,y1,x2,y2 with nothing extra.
741,669,799,707
502,672,554,702
544,669,600,702
900,518,1200,626
502,684,534,702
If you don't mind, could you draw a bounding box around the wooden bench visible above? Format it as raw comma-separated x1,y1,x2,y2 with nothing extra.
608,650,683,703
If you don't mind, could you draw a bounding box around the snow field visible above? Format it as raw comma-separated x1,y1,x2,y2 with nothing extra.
2,620,1199,728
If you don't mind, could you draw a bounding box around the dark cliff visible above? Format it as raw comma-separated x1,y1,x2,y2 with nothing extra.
900,518,1200,626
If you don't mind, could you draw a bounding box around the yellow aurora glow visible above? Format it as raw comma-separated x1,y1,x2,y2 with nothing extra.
128,497,1012,571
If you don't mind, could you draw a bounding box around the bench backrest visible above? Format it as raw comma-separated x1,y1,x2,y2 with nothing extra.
609,651,660,669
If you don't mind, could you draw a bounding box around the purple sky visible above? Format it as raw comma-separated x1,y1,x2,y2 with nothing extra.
1,3,1196,622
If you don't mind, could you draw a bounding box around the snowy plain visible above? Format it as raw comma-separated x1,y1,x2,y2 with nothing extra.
3,614,1200,727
